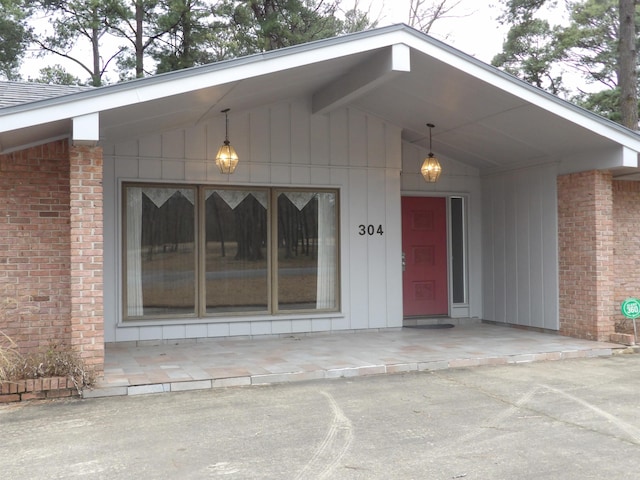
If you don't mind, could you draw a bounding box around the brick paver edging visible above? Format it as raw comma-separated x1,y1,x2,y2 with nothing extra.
84,347,619,399
0,377,80,402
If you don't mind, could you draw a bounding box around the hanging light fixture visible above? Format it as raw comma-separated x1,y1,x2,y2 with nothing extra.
215,108,239,174
421,123,442,183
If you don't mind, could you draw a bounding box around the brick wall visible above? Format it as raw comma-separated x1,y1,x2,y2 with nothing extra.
557,170,615,341
0,141,104,375
613,180,640,333
69,145,104,373
0,141,72,351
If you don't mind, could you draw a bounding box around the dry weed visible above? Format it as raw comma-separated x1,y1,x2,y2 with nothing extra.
0,331,26,384
0,331,95,394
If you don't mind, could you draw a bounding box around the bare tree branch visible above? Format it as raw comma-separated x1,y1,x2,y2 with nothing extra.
408,0,465,33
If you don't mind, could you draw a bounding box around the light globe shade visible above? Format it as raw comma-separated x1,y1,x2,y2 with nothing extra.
421,154,442,183
215,142,239,174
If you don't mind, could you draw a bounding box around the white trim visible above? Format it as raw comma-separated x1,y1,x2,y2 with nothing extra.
117,311,346,329
622,146,639,167
558,145,637,175
72,113,99,146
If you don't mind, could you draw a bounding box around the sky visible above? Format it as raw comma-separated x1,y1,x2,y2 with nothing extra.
359,0,593,96
350,0,508,63
20,1,509,82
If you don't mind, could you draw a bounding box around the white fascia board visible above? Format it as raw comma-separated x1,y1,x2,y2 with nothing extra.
558,145,637,175
398,34,640,153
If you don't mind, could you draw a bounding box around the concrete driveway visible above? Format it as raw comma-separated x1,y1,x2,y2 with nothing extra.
2,354,639,479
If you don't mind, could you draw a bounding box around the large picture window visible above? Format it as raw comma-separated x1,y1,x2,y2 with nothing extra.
123,184,339,320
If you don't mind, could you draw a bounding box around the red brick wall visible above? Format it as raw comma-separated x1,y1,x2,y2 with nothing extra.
0,141,104,375
69,145,104,373
0,141,72,351
557,171,615,341
612,180,640,332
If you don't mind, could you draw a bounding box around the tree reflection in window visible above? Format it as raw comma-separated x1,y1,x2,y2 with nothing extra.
277,191,337,311
205,189,268,313
126,187,196,317
124,185,338,319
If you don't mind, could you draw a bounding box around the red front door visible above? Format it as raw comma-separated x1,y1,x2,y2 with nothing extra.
402,196,448,316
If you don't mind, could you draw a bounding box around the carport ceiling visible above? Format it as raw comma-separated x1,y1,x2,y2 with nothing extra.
96,44,624,174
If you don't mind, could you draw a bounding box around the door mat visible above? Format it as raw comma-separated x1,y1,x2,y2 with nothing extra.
404,324,454,329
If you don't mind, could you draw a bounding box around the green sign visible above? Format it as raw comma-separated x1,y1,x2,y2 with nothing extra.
621,298,640,319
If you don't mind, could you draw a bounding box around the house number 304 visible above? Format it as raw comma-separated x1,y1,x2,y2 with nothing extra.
358,224,384,236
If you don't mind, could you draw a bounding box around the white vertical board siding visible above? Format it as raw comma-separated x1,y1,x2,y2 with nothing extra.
481,182,495,321
162,130,185,159
385,126,403,327
329,109,348,167
540,169,559,329
481,164,559,329
102,100,403,342
102,155,117,343
185,124,206,160
331,167,351,332
504,178,518,321
366,169,388,328
348,169,370,329
493,176,507,322
270,104,291,165
516,175,531,325
291,101,311,165
467,185,483,319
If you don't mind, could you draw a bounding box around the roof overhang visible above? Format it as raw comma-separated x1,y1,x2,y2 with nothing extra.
1,24,640,177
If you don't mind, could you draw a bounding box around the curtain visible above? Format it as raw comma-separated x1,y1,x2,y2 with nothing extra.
316,193,336,309
284,191,315,211
126,187,143,316
213,190,268,210
125,185,337,316
126,187,192,316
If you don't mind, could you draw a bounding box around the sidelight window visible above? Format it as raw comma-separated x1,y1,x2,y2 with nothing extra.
450,196,467,304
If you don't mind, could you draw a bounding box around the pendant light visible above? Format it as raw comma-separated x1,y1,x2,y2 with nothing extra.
421,123,442,183
215,108,239,174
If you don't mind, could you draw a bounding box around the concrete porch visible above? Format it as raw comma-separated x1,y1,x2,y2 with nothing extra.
85,321,623,399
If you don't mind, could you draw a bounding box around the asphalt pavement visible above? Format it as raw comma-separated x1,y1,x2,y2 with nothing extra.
1,354,639,479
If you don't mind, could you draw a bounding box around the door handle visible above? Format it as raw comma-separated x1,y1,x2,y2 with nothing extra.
402,252,406,272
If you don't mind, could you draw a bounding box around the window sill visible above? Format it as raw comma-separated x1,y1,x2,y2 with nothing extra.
118,311,344,328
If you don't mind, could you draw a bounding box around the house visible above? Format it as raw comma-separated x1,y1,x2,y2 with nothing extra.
2,24,639,376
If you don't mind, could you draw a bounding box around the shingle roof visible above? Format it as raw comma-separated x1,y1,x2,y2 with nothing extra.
0,81,92,108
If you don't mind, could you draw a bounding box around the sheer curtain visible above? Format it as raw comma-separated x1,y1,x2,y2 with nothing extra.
125,186,337,317
281,191,336,310
126,187,143,316
126,187,195,317
316,192,336,309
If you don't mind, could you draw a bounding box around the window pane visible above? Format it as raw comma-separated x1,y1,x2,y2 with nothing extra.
204,189,268,313
451,197,466,304
125,186,196,317
277,191,338,311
